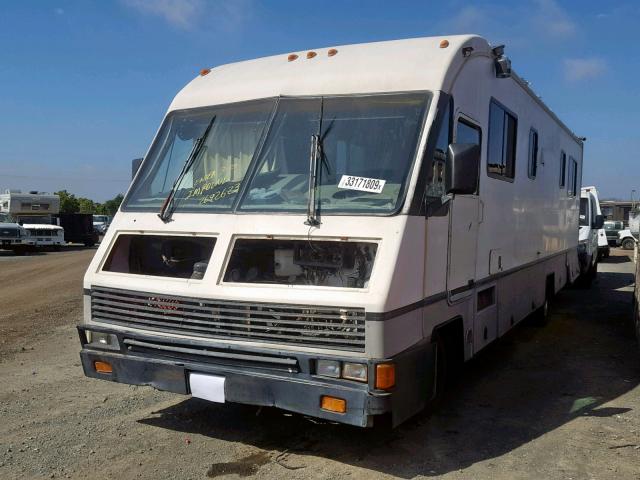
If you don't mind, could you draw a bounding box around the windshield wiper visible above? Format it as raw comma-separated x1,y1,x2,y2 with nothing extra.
305,133,321,226
158,115,216,223
305,101,332,226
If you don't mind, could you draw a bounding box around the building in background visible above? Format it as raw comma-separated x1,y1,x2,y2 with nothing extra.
599,200,639,225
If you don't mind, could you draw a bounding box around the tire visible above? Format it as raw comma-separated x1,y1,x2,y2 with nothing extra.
532,297,550,326
622,238,635,250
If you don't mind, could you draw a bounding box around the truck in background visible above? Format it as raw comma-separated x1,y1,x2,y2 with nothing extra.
22,223,65,250
579,187,605,279
93,215,112,234
53,213,98,246
0,212,34,255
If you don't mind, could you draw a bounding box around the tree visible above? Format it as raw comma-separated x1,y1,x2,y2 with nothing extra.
55,190,80,213
102,194,124,215
78,197,96,214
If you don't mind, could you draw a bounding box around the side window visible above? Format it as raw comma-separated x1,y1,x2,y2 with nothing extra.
456,118,481,146
425,99,452,198
559,151,566,187
487,100,517,180
528,128,539,179
567,156,579,196
590,196,597,225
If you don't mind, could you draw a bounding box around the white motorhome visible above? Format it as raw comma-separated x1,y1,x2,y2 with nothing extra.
79,35,584,427
579,186,605,277
0,190,60,217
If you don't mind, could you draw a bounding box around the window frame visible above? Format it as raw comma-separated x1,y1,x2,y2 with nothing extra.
455,115,482,195
567,156,579,197
571,158,579,197
486,98,518,183
527,127,539,180
559,150,566,187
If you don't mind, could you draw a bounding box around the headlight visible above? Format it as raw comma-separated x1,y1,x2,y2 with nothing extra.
87,331,120,350
342,363,368,382
316,359,341,378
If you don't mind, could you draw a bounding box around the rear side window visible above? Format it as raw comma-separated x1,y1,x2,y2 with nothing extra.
487,100,517,180
568,156,579,196
528,128,539,179
559,151,566,187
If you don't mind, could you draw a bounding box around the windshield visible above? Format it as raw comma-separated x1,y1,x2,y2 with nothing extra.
125,99,275,211
604,222,618,231
0,213,14,223
123,93,429,215
239,93,428,213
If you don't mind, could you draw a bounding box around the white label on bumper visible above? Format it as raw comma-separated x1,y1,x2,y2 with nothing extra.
189,373,225,403
338,175,386,193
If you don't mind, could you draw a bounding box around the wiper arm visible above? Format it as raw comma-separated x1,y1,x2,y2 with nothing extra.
305,133,321,226
158,115,216,223
305,101,333,227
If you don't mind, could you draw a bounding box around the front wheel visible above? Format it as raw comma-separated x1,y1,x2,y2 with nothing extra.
622,238,635,250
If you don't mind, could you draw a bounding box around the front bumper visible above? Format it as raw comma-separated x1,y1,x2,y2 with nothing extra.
78,325,392,427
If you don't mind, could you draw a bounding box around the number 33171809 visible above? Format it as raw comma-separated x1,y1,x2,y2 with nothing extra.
338,175,386,194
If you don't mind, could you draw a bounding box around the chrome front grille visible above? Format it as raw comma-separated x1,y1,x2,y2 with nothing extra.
90,286,366,351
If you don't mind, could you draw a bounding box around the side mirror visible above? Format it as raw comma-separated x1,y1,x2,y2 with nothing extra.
593,214,604,229
445,143,480,195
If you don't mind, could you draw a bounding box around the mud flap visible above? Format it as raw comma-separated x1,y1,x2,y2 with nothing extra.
391,340,436,427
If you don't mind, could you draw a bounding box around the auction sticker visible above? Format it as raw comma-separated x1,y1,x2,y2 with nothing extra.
338,175,386,193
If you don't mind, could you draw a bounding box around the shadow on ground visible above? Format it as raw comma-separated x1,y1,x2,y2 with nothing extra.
139,261,640,478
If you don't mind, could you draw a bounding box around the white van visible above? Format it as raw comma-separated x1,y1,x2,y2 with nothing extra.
78,35,584,427
579,186,605,277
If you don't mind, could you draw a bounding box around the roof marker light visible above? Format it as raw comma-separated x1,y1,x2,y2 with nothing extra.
288,54,299,62
328,48,338,57
306,51,317,59
439,39,449,48
199,68,211,76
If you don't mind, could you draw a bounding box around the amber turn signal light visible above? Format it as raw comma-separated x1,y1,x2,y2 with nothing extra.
375,363,395,390
199,68,211,76
94,361,113,374
320,395,346,413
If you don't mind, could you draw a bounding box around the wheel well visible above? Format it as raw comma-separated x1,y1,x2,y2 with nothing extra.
546,273,555,300
432,316,464,369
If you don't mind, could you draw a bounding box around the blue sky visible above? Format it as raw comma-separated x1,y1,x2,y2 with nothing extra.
1,0,638,201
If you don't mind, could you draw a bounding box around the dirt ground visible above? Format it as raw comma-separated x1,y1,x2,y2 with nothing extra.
1,248,639,480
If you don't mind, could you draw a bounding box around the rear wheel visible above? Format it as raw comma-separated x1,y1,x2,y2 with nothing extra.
532,298,549,326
